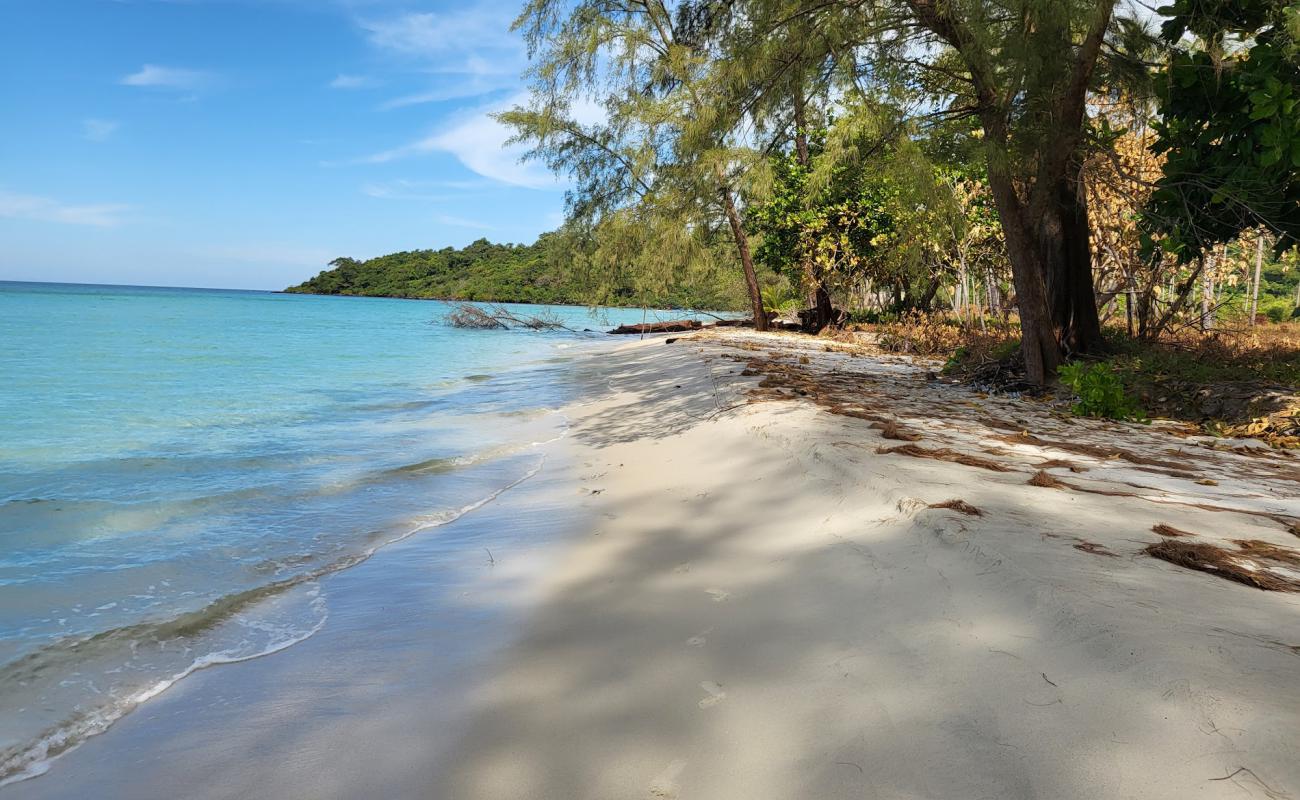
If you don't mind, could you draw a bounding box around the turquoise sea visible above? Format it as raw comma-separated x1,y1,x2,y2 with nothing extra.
0,281,680,783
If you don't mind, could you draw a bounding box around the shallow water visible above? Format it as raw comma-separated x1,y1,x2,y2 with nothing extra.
0,281,673,783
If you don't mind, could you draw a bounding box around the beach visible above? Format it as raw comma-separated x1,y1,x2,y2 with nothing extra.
9,328,1300,799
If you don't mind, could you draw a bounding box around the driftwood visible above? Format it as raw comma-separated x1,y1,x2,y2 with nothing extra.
445,303,572,331
608,319,704,335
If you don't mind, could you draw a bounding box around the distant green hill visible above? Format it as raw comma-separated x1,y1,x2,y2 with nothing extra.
285,235,742,309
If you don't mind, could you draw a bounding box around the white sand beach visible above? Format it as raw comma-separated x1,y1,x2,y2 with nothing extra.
433,330,1299,799
11,330,1299,799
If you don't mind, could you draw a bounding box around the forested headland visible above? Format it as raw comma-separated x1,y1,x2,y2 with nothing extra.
284,234,748,310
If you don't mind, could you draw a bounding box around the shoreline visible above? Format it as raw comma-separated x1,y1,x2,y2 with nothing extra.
11,330,1299,798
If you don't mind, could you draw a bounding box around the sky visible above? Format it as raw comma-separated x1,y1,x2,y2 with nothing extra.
0,0,567,289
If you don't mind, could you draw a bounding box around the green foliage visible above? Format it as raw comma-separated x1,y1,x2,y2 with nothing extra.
747,112,970,312
1143,0,1300,261
761,283,802,315
284,235,744,310
1059,362,1146,420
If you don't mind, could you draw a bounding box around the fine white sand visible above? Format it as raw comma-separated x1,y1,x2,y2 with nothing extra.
432,330,1300,800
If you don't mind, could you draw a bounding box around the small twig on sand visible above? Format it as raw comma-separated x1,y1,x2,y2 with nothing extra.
1208,767,1289,799
485,548,495,567
1041,672,1058,687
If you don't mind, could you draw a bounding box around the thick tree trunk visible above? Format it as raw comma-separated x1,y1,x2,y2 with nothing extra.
986,166,1061,385
721,186,768,332
1040,173,1105,354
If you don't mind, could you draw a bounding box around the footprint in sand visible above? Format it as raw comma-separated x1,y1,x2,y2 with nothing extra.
698,681,726,708
687,627,712,647
705,588,730,602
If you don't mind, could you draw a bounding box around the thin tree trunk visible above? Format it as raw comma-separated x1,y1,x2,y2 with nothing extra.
793,77,810,167
721,186,768,332
792,79,835,332
1200,253,1215,332
1250,232,1264,325
985,266,1000,315
1146,259,1204,340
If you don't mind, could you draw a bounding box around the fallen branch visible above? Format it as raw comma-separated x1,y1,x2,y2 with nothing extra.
445,303,573,331
608,319,703,335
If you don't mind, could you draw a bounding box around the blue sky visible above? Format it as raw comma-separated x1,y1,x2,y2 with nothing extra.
0,0,564,289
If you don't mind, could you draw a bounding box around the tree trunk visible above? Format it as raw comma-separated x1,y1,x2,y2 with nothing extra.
1040,172,1105,354
916,274,942,312
1250,232,1264,325
985,265,1001,315
721,186,768,332
986,165,1061,385
1200,253,1215,332
1145,259,1203,340
792,79,836,332
793,77,811,168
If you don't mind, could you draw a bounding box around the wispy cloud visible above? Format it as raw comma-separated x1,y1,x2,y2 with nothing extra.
361,7,524,108
329,73,374,89
360,178,487,200
360,8,517,57
377,80,510,111
435,214,492,230
82,118,120,142
345,95,560,189
0,189,130,227
120,64,213,90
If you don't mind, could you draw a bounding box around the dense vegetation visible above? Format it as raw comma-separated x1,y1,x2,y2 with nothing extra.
496,0,1300,386
285,234,748,310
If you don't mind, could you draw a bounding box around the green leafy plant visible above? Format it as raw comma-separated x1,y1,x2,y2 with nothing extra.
761,284,802,316
1058,362,1146,421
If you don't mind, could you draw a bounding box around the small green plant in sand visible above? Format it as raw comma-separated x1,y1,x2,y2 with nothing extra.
1059,362,1145,421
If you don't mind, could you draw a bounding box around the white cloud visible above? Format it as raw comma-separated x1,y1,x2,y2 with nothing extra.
346,95,606,190
349,98,557,189
378,79,509,111
360,178,486,199
360,8,517,57
0,189,130,227
435,214,492,230
82,118,120,141
120,64,212,90
329,73,373,89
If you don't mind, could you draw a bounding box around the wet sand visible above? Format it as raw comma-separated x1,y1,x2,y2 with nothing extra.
5,446,587,800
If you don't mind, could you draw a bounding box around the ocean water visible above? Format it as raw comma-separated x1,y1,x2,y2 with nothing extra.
0,281,681,783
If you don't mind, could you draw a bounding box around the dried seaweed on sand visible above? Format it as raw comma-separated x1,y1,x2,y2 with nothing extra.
1145,539,1300,593
875,444,1011,472
928,499,983,516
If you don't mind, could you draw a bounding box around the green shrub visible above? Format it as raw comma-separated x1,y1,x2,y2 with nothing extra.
1058,362,1145,421
1259,298,1291,323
